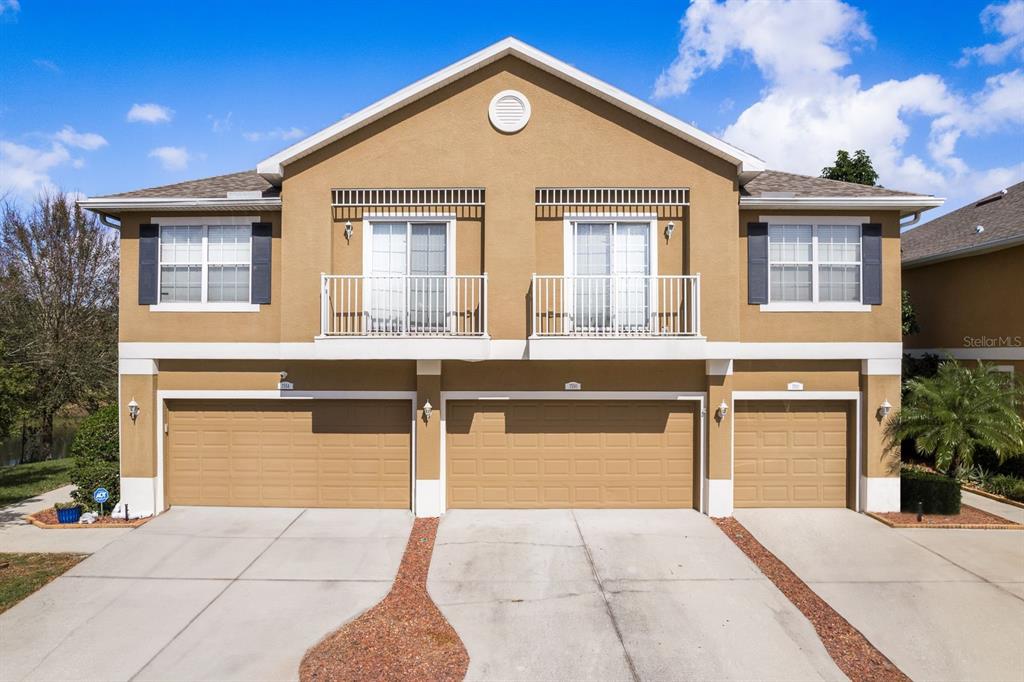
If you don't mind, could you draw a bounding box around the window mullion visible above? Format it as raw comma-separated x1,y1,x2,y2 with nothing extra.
201,225,209,304
811,225,819,304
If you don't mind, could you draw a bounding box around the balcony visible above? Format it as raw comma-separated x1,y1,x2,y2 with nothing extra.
529,274,702,359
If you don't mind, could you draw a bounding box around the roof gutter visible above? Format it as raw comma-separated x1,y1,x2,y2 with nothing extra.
78,197,282,214
740,196,944,214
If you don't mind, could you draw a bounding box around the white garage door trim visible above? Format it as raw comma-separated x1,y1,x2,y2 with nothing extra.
726,391,862,515
155,390,417,514
439,391,707,514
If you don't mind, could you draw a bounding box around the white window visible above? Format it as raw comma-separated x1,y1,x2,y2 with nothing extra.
153,216,259,311
363,218,454,333
763,216,869,312
564,217,657,332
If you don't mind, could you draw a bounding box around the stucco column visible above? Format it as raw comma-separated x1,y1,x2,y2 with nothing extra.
415,360,443,516
118,359,159,516
861,359,902,512
705,359,734,516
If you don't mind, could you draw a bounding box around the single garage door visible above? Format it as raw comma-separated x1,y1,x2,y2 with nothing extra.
166,400,411,508
446,400,696,508
734,400,850,508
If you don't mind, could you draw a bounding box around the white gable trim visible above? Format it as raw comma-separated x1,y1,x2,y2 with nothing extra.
256,37,765,182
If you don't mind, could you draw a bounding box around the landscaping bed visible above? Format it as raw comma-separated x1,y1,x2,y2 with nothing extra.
0,552,84,614
715,517,909,682
300,517,468,681
868,504,1021,529
24,508,149,529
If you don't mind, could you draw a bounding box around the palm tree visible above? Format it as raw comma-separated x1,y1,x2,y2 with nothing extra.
887,360,1024,477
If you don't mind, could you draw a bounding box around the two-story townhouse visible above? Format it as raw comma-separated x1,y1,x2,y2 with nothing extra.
902,181,1023,376
80,38,942,519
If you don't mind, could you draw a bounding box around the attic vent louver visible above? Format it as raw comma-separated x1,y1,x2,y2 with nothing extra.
975,189,1007,207
489,90,531,133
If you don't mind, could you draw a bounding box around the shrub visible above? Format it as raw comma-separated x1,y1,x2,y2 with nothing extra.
53,501,82,511
986,475,1024,503
69,405,118,512
901,468,961,514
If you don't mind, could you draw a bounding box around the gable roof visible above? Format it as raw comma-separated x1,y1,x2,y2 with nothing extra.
78,171,281,215
255,37,766,183
93,171,278,199
902,181,1024,267
738,170,943,214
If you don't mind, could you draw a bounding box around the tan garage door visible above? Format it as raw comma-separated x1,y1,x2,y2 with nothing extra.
446,400,696,508
734,400,849,508
166,400,410,508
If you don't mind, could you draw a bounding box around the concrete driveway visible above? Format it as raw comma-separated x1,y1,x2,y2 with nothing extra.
736,508,1024,682
428,509,843,681
0,506,413,682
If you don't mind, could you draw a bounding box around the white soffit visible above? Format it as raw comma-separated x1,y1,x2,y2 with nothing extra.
256,37,766,182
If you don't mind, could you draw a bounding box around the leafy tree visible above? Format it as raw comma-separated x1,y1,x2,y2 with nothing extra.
901,289,919,336
0,192,118,459
821,149,879,186
0,342,31,442
886,361,1024,478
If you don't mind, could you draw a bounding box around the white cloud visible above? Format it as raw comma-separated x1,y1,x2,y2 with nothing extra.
127,103,173,124
654,0,871,98
0,0,20,15
33,59,60,73
242,127,305,142
656,0,1024,209
209,112,233,133
959,0,1024,65
0,141,70,198
54,126,108,151
148,146,190,171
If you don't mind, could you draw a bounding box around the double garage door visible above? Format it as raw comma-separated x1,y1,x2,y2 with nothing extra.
164,398,850,510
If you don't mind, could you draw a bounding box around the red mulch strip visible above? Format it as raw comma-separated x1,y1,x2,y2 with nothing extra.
300,517,469,682
25,509,150,528
869,504,1020,529
715,517,909,682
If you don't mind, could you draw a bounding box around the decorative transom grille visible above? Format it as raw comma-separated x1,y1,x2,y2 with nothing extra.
535,187,690,206
332,188,485,207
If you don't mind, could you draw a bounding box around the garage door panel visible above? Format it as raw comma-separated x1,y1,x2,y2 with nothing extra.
167,400,410,508
447,400,695,509
734,401,849,508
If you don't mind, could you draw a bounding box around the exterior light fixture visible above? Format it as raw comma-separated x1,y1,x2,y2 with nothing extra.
127,398,140,424
422,400,433,423
716,400,729,422
278,371,293,391
877,399,892,420
344,221,354,243
665,222,675,240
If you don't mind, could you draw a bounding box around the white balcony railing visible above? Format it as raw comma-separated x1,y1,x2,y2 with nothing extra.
531,274,700,337
321,274,487,337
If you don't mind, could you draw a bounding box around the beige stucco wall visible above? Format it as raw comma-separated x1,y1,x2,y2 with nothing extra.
441,360,706,392
903,245,1024,351
157,360,416,391
738,209,904,342
861,373,902,477
118,211,283,343
732,360,862,391
120,373,157,477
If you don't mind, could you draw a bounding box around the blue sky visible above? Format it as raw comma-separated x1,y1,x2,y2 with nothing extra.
1,0,1021,219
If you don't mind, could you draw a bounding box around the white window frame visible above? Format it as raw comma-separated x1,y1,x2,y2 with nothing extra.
760,215,871,312
150,216,260,312
361,214,457,280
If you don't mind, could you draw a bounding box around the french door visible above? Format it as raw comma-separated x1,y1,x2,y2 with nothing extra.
572,221,652,333
369,221,448,333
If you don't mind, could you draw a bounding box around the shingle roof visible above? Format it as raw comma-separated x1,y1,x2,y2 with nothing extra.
902,181,1024,265
741,170,924,198
94,171,279,199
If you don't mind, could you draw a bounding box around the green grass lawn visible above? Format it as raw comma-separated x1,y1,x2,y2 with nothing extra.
0,553,85,613
0,458,74,507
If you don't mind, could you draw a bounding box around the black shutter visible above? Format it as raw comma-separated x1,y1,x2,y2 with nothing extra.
747,222,769,304
138,224,159,305
251,222,272,304
862,223,882,305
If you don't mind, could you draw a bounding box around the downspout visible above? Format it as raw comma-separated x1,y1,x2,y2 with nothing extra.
97,213,121,230
899,211,922,229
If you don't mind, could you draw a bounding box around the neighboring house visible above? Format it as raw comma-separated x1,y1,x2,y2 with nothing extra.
902,182,1023,376
80,38,942,518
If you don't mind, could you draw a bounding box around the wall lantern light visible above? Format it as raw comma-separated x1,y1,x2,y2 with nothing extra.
665,222,675,240
127,398,140,424
877,399,892,420
344,221,354,243
716,400,729,422
422,400,433,423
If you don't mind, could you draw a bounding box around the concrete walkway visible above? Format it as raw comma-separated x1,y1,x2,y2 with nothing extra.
0,485,131,554
428,509,843,681
0,506,413,682
736,508,1024,682
962,489,1024,523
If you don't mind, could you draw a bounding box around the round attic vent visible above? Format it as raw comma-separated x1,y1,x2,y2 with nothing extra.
489,90,531,133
